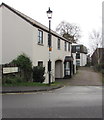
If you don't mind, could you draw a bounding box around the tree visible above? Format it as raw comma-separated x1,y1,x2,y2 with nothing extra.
11,53,32,81
89,30,102,64
89,30,102,54
56,21,81,43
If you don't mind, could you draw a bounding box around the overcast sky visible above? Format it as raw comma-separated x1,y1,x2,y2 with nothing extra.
0,0,103,52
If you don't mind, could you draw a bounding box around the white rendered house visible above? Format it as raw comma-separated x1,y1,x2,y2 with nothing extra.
0,3,75,83
72,44,87,67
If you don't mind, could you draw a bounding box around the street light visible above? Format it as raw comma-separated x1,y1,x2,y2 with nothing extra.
46,7,53,19
46,7,53,85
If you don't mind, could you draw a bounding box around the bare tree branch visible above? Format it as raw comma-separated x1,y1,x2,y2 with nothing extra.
89,30,102,54
56,21,81,43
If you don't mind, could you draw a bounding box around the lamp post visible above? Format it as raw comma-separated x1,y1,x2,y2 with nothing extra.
46,7,53,85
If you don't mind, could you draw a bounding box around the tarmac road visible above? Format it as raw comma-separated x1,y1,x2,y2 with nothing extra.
56,67,102,86
2,86,102,118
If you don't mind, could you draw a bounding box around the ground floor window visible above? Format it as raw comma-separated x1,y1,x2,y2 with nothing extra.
64,61,73,78
76,60,80,66
38,61,43,67
64,62,70,76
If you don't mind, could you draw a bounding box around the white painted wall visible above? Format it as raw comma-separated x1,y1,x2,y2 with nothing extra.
2,6,34,64
80,53,87,66
72,53,76,73
0,7,2,64
1,5,72,83
73,53,87,67
32,29,71,83
0,7,2,119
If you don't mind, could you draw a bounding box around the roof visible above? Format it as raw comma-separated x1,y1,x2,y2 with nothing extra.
71,44,87,54
64,56,73,62
91,48,104,57
0,3,72,43
72,43,84,46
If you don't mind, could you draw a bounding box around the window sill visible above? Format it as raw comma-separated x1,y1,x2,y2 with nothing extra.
37,43,44,46
57,49,61,50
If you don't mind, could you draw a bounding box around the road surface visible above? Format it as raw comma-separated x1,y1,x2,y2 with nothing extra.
56,67,102,86
2,86,102,118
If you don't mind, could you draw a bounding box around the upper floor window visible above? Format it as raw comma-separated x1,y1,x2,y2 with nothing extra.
65,41,67,51
76,46,80,52
57,38,61,50
68,43,70,51
48,33,52,47
38,30,43,45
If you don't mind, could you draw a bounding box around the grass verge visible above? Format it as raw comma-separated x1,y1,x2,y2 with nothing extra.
2,81,63,87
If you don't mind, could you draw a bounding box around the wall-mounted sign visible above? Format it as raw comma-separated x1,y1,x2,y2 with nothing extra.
3,67,18,74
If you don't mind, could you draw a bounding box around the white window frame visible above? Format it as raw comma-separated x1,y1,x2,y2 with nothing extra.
38,30,43,45
38,61,43,67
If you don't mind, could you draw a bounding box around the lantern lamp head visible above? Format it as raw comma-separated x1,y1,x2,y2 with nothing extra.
46,7,53,19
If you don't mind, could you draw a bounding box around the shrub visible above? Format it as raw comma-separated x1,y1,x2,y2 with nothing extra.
2,76,23,85
33,66,45,83
15,76,24,83
94,63,104,72
102,69,104,74
4,77,16,84
11,53,32,82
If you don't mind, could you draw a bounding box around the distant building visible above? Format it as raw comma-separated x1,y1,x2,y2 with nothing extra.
72,44,87,66
91,48,104,65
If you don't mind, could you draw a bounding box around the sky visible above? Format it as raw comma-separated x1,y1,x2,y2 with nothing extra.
0,0,103,53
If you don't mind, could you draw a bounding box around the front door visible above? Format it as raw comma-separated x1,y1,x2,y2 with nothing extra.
55,60,63,78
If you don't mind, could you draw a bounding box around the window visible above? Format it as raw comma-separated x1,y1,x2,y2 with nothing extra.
38,61,43,67
76,46,80,52
38,30,43,44
64,62,70,76
48,33,52,47
65,41,67,51
68,43,70,51
57,38,60,50
76,53,80,59
76,60,80,66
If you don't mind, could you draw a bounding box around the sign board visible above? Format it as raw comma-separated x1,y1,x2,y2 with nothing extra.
3,67,18,74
